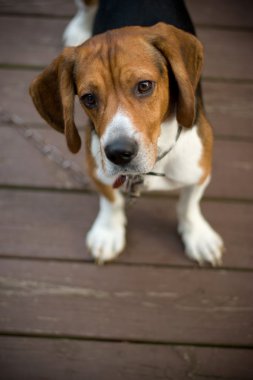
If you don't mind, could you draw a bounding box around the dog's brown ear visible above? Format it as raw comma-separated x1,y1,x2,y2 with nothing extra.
148,22,203,128
29,47,81,153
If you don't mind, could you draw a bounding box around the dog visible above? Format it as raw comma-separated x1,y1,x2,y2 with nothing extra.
30,0,224,265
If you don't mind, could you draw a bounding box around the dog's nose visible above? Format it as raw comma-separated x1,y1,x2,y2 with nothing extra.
105,138,138,166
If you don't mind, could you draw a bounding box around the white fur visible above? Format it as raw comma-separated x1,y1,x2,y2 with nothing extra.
144,119,224,265
63,0,98,47
86,192,126,263
177,177,224,265
144,117,203,191
102,108,137,145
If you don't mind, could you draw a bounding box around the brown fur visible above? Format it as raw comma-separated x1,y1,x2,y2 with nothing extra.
29,48,81,153
147,23,203,128
197,110,214,184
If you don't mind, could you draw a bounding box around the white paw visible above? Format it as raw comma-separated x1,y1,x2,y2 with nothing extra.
86,194,126,264
178,218,224,266
86,222,126,264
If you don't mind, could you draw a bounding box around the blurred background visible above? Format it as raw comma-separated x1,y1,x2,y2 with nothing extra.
0,1,252,379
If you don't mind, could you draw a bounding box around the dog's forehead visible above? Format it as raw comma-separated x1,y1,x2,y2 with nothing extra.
75,29,163,84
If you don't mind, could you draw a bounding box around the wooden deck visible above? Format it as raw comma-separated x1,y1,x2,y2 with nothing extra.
0,1,253,379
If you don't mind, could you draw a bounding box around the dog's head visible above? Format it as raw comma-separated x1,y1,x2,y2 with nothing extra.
30,22,203,176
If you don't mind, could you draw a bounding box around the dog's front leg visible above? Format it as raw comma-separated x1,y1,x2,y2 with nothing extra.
177,177,224,266
86,191,126,264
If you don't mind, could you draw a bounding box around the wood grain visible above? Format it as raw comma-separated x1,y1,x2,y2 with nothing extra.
186,0,253,28
0,0,75,17
0,259,252,346
203,81,253,138
1,336,253,380
0,17,252,80
0,126,84,189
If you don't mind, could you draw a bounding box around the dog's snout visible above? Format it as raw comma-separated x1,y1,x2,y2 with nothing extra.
105,137,138,166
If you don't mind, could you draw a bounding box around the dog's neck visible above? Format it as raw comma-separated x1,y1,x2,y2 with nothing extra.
124,116,182,198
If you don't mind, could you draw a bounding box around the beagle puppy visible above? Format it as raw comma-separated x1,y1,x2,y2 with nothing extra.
30,0,224,265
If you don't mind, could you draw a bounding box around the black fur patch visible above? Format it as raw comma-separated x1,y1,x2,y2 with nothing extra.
93,0,195,36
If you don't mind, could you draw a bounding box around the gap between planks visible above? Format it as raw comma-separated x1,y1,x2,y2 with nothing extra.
0,185,253,205
0,255,253,274
1,63,253,85
1,330,253,350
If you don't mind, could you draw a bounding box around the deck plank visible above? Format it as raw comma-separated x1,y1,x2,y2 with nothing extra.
0,0,75,17
0,259,252,346
0,126,84,189
0,17,252,80
1,336,252,380
186,0,253,28
0,190,252,268
199,28,253,80
0,17,64,66
209,140,253,200
0,0,252,29
203,81,253,138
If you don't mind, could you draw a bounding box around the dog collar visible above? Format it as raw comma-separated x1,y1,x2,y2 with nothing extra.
147,124,182,177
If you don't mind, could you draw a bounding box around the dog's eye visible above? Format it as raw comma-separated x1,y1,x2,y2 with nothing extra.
80,93,97,109
136,80,154,96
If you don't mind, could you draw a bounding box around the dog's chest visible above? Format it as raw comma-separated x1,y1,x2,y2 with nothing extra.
143,123,204,192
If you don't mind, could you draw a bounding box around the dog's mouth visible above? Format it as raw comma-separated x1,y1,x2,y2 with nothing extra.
111,166,147,189
113,173,147,198
111,164,154,189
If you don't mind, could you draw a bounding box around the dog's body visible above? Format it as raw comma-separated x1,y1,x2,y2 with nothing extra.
30,0,224,265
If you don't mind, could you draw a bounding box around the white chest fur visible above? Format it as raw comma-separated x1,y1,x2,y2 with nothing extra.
144,117,204,192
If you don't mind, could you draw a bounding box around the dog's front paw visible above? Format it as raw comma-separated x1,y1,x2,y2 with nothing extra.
86,222,126,264
178,218,224,266
87,194,126,264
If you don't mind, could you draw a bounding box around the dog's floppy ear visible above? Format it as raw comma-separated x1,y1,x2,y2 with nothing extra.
148,22,203,128
29,47,81,153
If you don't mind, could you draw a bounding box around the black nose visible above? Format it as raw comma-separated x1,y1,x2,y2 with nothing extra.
105,138,138,166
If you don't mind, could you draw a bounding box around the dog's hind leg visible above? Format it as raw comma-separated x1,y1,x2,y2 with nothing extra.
177,177,224,266
86,191,127,264
63,0,98,47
